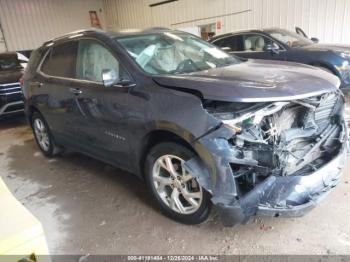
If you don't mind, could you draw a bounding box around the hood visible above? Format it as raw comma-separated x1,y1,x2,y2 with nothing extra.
301,43,350,53
0,70,23,85
153,60,340,102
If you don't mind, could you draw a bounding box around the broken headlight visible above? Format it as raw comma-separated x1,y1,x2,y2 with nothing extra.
214,102,290,132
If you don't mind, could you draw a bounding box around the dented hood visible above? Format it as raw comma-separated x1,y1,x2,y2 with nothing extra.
153,59,340,102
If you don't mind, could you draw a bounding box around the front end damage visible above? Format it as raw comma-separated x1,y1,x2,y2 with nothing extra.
185,90,349,226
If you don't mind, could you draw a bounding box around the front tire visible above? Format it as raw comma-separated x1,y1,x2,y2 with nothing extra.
31,112,60,157
145,142,211,225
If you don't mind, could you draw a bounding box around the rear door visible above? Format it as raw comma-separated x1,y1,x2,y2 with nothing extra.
68,39,133,169
35,41,79,146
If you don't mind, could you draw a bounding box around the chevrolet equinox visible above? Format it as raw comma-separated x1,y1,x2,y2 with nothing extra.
23,28,349,226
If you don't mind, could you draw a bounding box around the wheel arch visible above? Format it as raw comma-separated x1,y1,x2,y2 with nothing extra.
26,105,41,126
139,128,197,178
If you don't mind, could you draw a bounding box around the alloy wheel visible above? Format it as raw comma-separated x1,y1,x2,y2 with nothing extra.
152,154,203,214
33,118,50,152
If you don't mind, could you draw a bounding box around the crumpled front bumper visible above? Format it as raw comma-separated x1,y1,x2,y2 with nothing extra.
216,142,348,227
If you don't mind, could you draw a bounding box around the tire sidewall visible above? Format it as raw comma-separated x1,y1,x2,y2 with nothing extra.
145,142,211,224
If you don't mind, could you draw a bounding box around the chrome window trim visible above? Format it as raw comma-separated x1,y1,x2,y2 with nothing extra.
37,37,133,86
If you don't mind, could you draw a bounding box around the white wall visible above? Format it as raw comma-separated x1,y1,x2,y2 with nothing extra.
103,0,350,44
0,0,106,51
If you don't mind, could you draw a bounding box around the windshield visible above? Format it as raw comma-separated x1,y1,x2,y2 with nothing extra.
116,32,240,75
265,29,313,48
0,53,22,71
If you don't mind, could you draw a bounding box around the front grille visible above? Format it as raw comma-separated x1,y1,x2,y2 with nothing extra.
0,82,24,116
0,82,22,96
4,103,24,113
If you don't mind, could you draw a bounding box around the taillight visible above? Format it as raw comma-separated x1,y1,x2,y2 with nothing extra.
19,77,24,88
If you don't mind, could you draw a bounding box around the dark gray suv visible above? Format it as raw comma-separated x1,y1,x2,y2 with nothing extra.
22,28,348,226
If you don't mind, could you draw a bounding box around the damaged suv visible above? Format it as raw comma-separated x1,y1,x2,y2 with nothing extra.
22,28,348,226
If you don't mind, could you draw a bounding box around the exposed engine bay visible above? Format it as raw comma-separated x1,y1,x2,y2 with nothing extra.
204,90,346,195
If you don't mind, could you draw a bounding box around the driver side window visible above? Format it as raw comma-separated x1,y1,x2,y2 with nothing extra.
76,40,120,82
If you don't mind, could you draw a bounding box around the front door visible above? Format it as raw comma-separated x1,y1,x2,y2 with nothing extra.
69,39,133,169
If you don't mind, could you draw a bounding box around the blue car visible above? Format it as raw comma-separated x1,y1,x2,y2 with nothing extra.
209,27,350,89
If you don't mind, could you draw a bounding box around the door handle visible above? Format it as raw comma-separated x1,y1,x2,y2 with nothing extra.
115,83,136,88
31,81,43,87
69,88,82,95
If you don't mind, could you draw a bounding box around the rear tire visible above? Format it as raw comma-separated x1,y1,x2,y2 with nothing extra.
31,112,61,157
144,142,211,225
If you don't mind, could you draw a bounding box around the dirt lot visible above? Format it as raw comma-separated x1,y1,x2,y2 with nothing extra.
1,116,350,255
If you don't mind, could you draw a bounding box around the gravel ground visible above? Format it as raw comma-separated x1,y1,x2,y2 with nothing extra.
0,116,350,255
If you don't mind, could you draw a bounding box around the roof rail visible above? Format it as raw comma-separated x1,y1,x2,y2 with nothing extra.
43,28,105,46
118,27,171,34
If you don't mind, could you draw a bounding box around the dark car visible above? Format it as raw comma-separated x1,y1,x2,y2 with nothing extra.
0,52,25,118
22,28,348,226
209,28,350,89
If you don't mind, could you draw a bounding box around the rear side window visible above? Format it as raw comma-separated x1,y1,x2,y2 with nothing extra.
214,35,244,52
41,41,78,78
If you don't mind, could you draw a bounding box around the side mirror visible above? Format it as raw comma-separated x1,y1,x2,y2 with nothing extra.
264,43,280,54
102,69,120,87
311,37,319,43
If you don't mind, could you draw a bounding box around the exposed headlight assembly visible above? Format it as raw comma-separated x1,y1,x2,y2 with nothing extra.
215,102,289,132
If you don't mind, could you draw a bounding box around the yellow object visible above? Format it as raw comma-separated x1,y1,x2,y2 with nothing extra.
0,177,50,261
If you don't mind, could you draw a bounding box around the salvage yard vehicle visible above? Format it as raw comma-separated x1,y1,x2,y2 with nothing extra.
22,28,348,226
209,28,350,89
0,52,25,118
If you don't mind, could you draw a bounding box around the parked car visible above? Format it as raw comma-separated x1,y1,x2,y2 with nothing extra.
22,28,348,226
0,52,25,118
209,27,350,89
